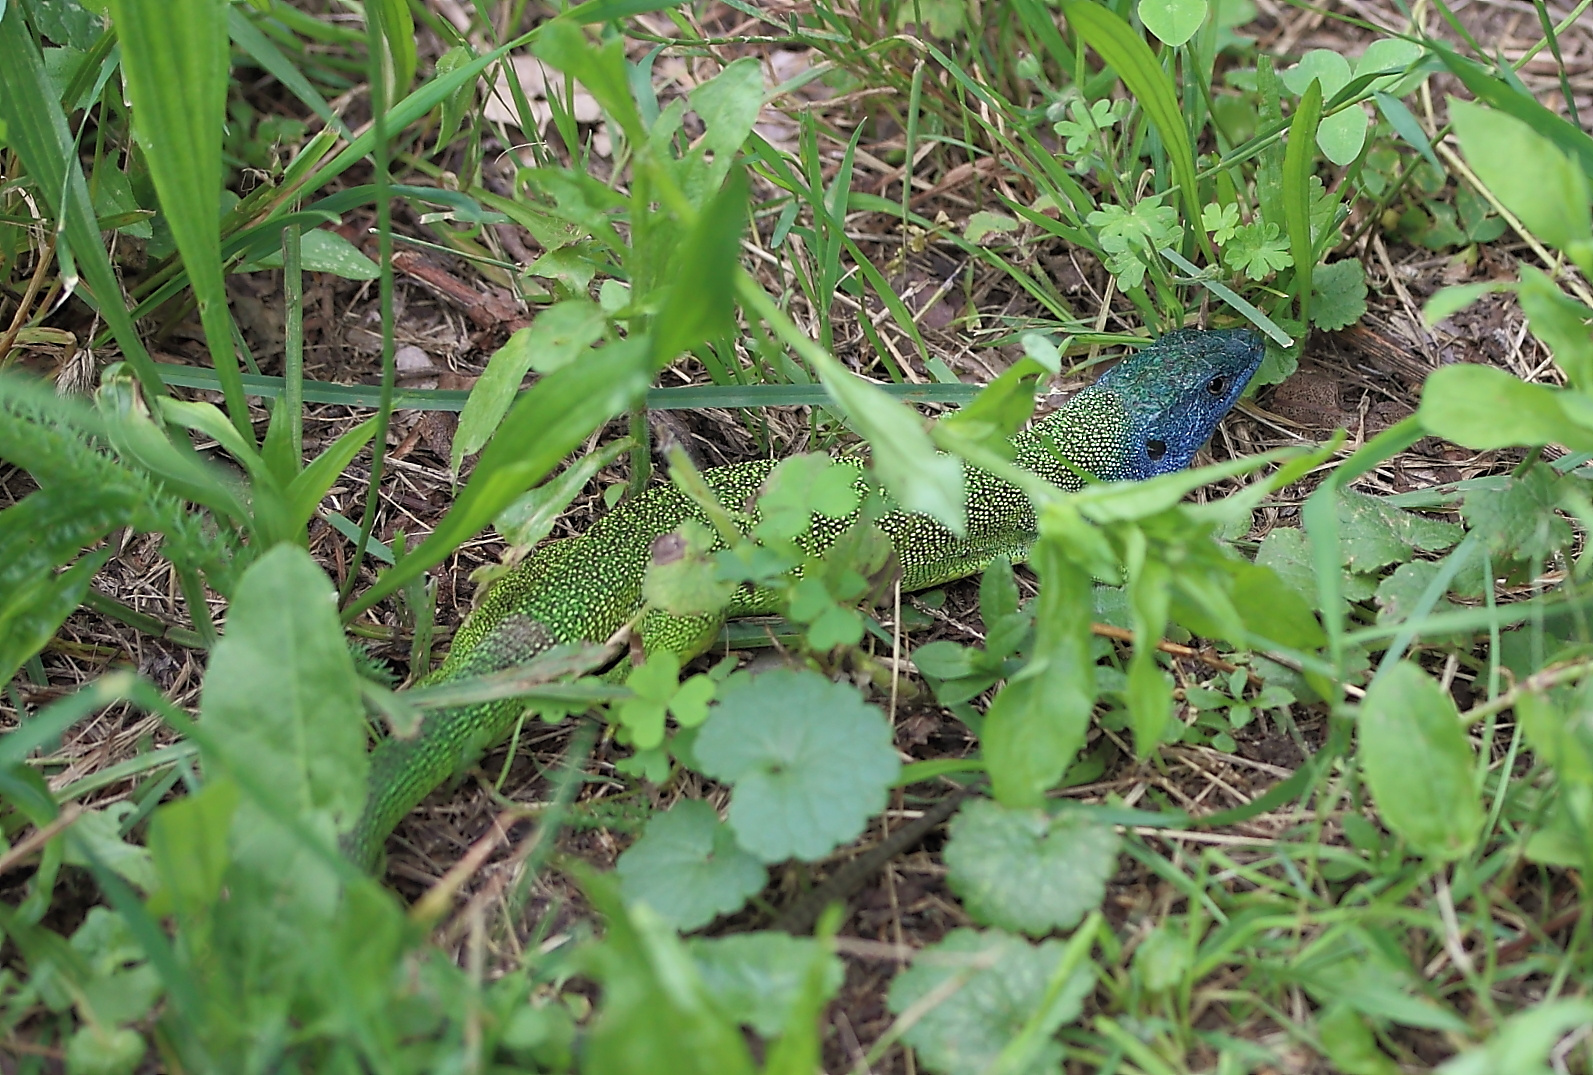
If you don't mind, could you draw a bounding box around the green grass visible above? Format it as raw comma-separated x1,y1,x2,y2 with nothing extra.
2,0,1593,1072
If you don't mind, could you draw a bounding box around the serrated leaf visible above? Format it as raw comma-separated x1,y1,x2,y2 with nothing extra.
1311,259,1367,331
1337,488,1462,572
694,669,900,863
688,933,844,1037
887,929,1092,1075
1358,662,1482,860
1461,463,1572,565
944,800,1119,936
616,800,766,931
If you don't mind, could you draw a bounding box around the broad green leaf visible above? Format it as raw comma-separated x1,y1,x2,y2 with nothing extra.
1315,1006,1403,1075
983,538,1094,807
200,546,368,836
944,800,1119,936
688,933,844,1037
1418,364,1593,452
887,929,1092,1075
1460,463,1572,565
145,778,240,920
963,210,1021,243
694,669,900,863
63,805,156,893
107,0,248,437
1137,0,1207,47
1438,1000,1593,1075
1282,49,1351,98
1336,488,1461,572
453,299,608,469
616,800,766,931
580,871,758,1075
1450,98,1593,266
237,228,377,279
1358,661,1482,860
1311,259,1367,331
652,168,749,369
686,57,764,192
1282,51,1364,165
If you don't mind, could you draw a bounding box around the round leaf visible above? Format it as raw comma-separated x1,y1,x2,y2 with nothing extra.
1138,0,1208,46
944,799,1120,936
694,669,900,863
616,800,766,931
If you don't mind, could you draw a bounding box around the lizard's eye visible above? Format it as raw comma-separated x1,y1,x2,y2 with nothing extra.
1146,438,1168,461
1206,375,1228,397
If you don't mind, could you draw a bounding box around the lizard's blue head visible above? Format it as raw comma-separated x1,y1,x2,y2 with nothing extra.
1092,327,1265,480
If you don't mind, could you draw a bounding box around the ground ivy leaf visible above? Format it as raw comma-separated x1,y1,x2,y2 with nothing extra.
887,929,1093,1075
687,932,844,1038
944,799,1119,936
694,669,900,863
616,800,766,931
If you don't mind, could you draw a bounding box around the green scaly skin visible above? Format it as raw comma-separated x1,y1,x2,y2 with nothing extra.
348,328,1266,869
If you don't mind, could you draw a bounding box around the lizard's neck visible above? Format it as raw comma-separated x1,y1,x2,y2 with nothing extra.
1010,387,1134,490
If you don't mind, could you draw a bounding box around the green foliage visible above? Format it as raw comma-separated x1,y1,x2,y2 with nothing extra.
616,800,766,931
7,0,1593,1070
695,669,900,863
943,800,1119,935
887,928,1095,1075
1358,662,1483,860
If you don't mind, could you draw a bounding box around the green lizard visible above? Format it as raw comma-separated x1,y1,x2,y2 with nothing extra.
348,327,1266,869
